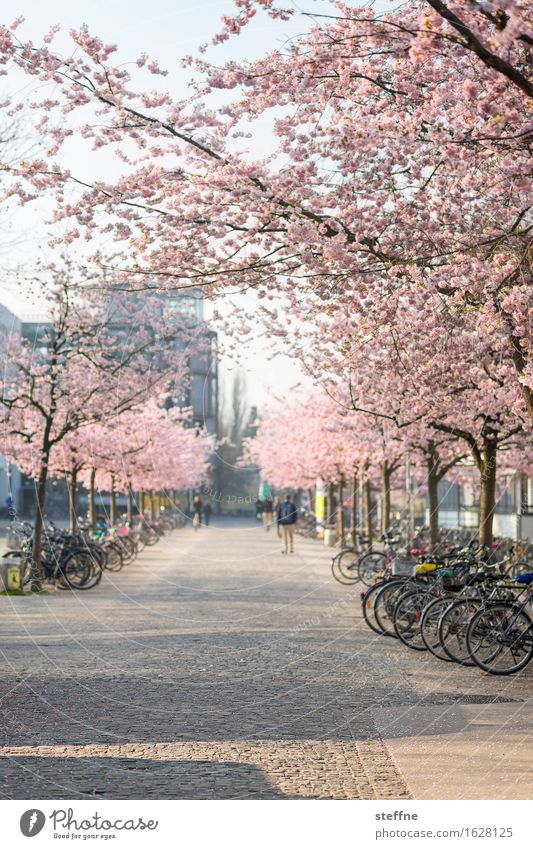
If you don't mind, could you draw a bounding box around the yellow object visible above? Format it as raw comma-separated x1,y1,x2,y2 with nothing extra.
315,479,326,539
416,562,438,574
7,565,22,591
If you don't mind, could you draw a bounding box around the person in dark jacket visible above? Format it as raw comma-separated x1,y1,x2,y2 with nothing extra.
262,497,274,531
202,502,212,526
277,494,298,554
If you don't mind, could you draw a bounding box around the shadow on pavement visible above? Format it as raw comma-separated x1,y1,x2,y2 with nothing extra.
0,756,286,799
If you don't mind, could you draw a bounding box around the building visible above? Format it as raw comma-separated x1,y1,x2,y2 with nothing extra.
126,290,218,435
0,303,53,516
433,472,533,540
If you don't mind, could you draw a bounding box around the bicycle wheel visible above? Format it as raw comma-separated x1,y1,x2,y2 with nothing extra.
394,589,436,650
115,536,136,564
133,533,146,553
466,603,533,675
103,541,124,571
55,551,98,590
358,551,387,586
331,549,360,584
144,529,160,545
439,598,480,665
83,542,106,569
373,579,411,638
420,596,455,660
362,580,395,636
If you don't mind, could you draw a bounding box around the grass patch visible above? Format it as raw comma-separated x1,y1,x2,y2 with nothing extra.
0,588,50,596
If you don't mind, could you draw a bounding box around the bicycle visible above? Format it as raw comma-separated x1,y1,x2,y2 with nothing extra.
465,574,533,674
331,539,369,584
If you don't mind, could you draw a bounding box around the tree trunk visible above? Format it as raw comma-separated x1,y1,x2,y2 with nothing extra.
110,475,116,526
427,465,440,547
510,334,533,423
150,490,156,519
337,478,345,546
327,481,335,529
363,479,373,548
68,467,78,533
31,461,49,591
127,485,134,524
381,463,391,535
88,468,96,530
351,471,358,547
478,436,498,548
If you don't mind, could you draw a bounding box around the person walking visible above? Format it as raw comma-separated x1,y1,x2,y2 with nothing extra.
5,495,15,522
192,495,203,530
277,494,298,554
202,502,212,526
262,497,274,531
273,496,282,538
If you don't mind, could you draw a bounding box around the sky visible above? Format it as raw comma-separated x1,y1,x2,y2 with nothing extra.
0,0,388,414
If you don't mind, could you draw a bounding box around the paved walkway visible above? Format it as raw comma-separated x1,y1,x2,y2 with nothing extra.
0,519,532,799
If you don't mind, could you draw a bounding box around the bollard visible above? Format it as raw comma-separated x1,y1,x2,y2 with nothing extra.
0,558,22,591
324,528,337,547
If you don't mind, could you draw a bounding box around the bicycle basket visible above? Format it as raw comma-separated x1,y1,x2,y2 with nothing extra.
392,558,416,577
441,567,469,590
6,528,23,550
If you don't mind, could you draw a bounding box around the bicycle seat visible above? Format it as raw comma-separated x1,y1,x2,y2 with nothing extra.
416,562,438,574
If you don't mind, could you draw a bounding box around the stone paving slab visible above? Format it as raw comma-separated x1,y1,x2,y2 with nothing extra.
0,740,410,800
0,519,531,799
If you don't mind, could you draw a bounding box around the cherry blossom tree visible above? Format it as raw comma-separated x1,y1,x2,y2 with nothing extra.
0,4,530,552
0,267,202,587
60,403,214,527
243,393,406,541
0,3,529,424
288,278,530,545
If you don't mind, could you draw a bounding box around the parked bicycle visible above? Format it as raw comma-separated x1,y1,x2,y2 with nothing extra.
359,544,533,675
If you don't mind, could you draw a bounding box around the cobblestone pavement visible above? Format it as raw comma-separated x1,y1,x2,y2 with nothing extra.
0,519,531,799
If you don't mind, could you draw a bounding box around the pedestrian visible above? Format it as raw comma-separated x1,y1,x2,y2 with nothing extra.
5,494,15,522
192,494,203,530
262,496,274,531
255,498,263,521
202,502,212,526
273,496,281,538
277,493,298,554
